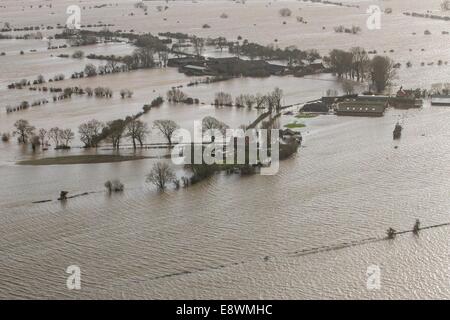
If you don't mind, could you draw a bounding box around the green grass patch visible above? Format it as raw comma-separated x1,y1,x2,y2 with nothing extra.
295,113,318,119
284,122,306,129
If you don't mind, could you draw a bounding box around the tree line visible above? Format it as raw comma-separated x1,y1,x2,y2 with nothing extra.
323,48,397,93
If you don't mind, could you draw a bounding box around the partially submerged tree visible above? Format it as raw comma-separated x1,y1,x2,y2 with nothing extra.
38,128,47,146
214,92,233,106
342,80,355,95
78,119,104,148
166,88,188,102
1,132,11,142
202,116,229,141
104,180,124,193
30,135,41,151
84,63,97,77
153,120,179,146
104,119,127,149
72,50,85,59
120,89,134,99
370,55,396,93
60,129,74,147
267,87,283,113
191,36,205,57
48,127,61,147
13,119,35,143
279,8,292,17
126,118,150,149
146,162,176,191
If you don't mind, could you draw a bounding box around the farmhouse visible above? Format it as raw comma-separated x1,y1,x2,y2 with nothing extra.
390,88,423,108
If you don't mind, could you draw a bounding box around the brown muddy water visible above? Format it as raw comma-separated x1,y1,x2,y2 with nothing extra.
0,0,449,299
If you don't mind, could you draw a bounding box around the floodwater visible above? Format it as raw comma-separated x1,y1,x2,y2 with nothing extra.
0,0,449,299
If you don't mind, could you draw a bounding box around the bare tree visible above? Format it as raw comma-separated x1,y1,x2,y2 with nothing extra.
267,88,283,113
167,88,188,102
78,119,104,148
153,120,179,146
255,94,267,109
38,128,47,146
351,47,370,81
214,92,233,106
191,36,205,57
106,59,119,73
48,127,61,146
13,119,35,143
60,129,74,147
126,119,149,149
146,162,176,191
442,0,450,11
342,80,355,95
202,116,229,141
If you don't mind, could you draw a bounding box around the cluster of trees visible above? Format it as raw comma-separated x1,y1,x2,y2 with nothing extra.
8,74,67,89
6,99,49,113
77,116,178,149
105,180,124,193
167,88,188,102
92,87,113,98
120,89,134,99
78,35,169,77
7,106,182,152
10,120,74,150
333,25,361,34
214,92,233,106
324,48,396,92
228,41,320,66
143,96,164,113
166,88,199,104
202,116,229,142
72,50,85,59
213,88,284,112
46,127,75,149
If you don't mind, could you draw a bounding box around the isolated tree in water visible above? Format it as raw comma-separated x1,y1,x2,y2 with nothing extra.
146,162,176,191
13,119,35,143
153,120,179,146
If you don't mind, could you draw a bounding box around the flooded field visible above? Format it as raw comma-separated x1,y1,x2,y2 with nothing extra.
0,0,449,299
